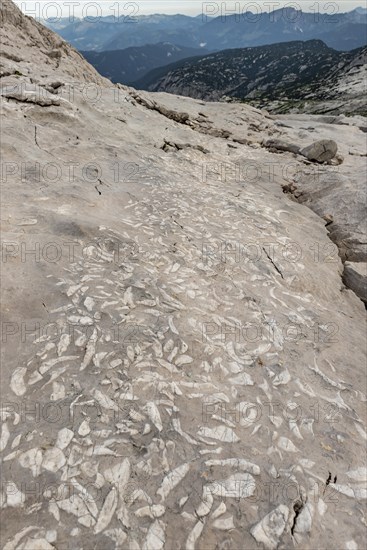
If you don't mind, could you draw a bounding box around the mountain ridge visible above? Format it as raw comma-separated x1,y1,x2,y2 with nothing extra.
134,40,367,115
42,8,367,51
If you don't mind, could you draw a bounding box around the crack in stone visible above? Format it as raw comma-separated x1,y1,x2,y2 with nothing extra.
262,246,284,279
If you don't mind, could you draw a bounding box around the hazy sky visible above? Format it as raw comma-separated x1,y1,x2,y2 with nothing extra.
15,1,366,19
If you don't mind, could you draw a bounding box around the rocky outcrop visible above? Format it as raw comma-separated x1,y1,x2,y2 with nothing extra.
0,0,107,85
300,139,338,163
263,139,301,155
343,262,367,303
1,83,65,106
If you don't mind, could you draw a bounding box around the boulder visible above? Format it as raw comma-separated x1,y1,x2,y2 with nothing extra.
300,139,338,162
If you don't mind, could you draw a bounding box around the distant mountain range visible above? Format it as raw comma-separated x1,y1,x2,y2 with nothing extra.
44,14,206,52
43,8,367,52
80,43,208,84
133,40,367,115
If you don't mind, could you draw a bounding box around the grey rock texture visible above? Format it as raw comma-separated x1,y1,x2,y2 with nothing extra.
264,139,301,155
0,3,366,550
343,262,367,303
1,82,65,106
272,114,367,279
250,505,289,550
0,0,107,85
300,139,338,163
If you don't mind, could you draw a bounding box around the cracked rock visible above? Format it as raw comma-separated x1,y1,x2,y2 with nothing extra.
343,262,367,303
300,139,338,162
292,501,314,542
1,83,63,106
250,505,289,550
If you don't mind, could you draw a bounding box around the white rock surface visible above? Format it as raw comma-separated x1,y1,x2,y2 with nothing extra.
0,3,366,550
250,505,289,549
